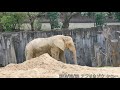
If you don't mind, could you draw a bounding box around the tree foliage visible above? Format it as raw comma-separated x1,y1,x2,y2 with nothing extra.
47,12,61,30
0,12,120,32
27,12,46,31
61,12,80,29
34,18,42,30
0,12,26,31
1,15,16,31
0,12,46,31
115,12,120,21
13,12,27,29
94,12,106,27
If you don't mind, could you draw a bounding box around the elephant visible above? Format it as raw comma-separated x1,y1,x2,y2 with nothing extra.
25,35,77,64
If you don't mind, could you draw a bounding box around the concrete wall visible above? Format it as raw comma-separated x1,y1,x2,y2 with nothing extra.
0,25,120,67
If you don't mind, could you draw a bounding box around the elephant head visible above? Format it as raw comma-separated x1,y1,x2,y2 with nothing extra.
53,35,77,64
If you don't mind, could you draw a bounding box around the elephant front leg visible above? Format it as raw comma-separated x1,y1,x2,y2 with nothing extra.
59,51,66,63
51,47,60,61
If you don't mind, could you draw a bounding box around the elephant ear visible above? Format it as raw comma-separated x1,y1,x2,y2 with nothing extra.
53,39,65,51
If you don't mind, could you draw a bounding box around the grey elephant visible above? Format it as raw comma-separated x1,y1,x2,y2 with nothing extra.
25,35,77,64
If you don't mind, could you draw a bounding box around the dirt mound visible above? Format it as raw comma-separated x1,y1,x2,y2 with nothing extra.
0,53,120,78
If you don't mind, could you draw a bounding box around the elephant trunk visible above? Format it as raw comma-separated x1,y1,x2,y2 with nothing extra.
69,47,77,65
72,49,77,65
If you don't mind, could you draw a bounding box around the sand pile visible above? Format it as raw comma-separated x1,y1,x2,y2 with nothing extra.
0,53,120,78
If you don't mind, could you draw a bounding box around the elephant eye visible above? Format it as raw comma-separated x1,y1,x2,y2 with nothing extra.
68,43,71,46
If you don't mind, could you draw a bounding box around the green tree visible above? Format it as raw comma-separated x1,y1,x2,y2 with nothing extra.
94,12,106,27
47,12,61,30
61,12,80,29
107,12,115,19
13,12,27,30
34,18,42,30
0,12,26,31
27,12,46,31
1,15,16,31
115,12,120,21
27,12,39,31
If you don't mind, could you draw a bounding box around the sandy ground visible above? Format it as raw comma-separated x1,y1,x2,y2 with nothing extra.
0,53,120,78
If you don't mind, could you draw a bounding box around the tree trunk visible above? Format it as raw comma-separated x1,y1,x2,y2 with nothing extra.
50,21,54,30
62,19,70,29
61,12,79,29
31,22,34,31
0,24,4,32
